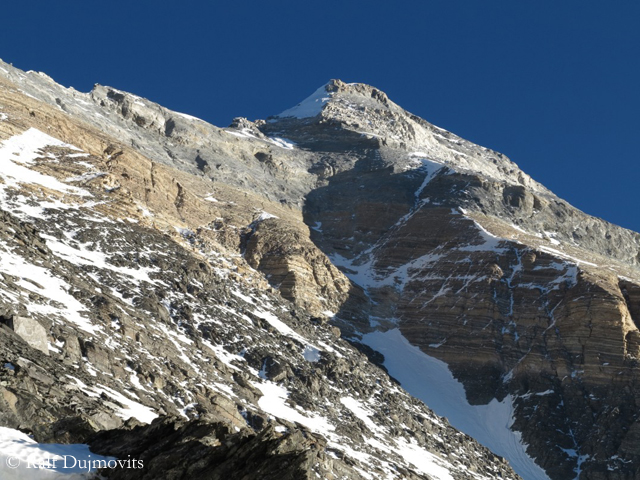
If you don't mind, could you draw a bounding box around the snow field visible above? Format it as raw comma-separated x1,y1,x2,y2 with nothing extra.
362,329,550,480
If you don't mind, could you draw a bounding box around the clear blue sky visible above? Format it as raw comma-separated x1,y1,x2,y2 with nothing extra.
3,1,639,232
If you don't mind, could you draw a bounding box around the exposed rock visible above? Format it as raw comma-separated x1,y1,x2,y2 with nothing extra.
2,59,640,480
89,416,359,480
0,60,522,480
243,216,353,317
3,316,49,355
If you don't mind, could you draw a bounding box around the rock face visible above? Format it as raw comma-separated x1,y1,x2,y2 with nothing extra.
1,63,639,480
0,62,522,480
263,81,640,479
88,416,347,480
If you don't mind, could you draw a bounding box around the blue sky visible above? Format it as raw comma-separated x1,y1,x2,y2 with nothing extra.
3,1,639,232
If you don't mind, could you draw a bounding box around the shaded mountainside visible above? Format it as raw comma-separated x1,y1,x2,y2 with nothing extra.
0,59,639,480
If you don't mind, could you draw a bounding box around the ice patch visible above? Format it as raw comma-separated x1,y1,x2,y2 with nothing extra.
303,345,321,362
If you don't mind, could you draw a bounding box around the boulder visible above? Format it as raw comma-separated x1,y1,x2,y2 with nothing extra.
7,316,48,355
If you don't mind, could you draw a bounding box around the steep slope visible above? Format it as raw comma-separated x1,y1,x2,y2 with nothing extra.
264,81,640,480
2,59,640,480
0,61,519,479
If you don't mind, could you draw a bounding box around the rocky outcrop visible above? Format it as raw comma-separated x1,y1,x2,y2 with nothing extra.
88,416,356,480
301,156,640,478
0,61,523,480
266,84,640,479
4,59,640,479
243,215,354,317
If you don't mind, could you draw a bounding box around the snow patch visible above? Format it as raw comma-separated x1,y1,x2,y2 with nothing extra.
0,426,115,479
393,437,455,480
0,128,90,196
0,246,100,334
255,211,278,222
224,128,258,140
340,397,381,434
362,328,551,480
68,377,157,424
539,246,597,267
253,309,304,342
43,235,158,285
277,84,332,119
458,216,508,253
174,111,204,122
64,172,106,183
267,137,296,150
254,381,335,435
412,158,445,199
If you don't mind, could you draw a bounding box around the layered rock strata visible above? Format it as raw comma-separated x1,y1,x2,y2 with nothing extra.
0,62,522,480
2,60,640,479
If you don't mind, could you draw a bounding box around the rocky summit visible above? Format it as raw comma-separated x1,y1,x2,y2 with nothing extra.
0,61,637,480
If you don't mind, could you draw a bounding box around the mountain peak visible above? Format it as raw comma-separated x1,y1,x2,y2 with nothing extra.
264,79,547,197
275,82,334,119
5,59,640,480
274,79,393,120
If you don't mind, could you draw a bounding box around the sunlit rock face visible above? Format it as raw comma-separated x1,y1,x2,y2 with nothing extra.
0,62,522,480
264,81,640,479
1,61,640,479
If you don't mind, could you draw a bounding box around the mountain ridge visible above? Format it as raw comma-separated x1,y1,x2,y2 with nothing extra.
1,58,639,479
0,59,524,480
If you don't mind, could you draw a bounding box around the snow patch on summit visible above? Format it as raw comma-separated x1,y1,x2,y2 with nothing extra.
276,84,333,119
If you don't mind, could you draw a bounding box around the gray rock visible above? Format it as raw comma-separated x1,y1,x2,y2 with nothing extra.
10,57,640,479
7,316,48,355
